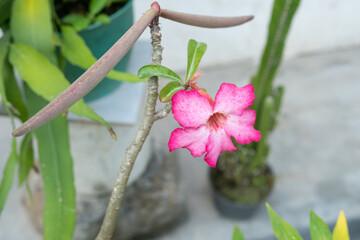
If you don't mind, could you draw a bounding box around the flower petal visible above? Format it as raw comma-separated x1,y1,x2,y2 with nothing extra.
168,125,210,157
224,111,261,144
172,90,213,128
204,129,236,167
214,83,255,115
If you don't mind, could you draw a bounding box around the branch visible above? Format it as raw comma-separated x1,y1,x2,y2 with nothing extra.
95,6,163,240
12,4,160,137
154,102,172,121
160,9,254,28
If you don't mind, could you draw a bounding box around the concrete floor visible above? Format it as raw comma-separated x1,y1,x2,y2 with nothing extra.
1,46,360,239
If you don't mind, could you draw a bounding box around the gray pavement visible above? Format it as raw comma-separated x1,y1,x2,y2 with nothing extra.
1,46,360,239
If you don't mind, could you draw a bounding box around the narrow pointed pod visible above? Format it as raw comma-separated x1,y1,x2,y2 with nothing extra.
160,9,254,28
12,4,160,137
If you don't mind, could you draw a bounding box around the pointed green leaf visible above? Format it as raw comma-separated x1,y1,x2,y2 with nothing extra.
25,87,76,240
11,0,56,64
185,39,207,81
18,133,34,186
0,0,12,25
0,33,12,117
232,226,245,240
159,81,185,103
332,211,350,240
62,14,91,31
138,64,183,84
94,14,111,24
0,138,18,216
3,59,29,122
89,0,108,16
309,210,332,240
9,43,112,130
266,203,303,240
60,25,144,83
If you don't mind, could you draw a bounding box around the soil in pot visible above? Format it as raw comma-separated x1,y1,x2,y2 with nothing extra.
209,150,275,219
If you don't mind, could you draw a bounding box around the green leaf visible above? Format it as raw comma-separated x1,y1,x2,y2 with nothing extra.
159,81,185,103
0,138,18,216
62,14,91,31
309,210,332,240
18,133,34,186
94,13,111,24
251,0,301,112
0,0,12,25
3,58,29,122
185,39,207,81
0,33,12,117
138,64,183,84
232,226,245,240
11,0,57,64
9,43,112,130
25,86,76,240
60,25,144,83
89,0,108,16
332,211,350,240
266,203,303,240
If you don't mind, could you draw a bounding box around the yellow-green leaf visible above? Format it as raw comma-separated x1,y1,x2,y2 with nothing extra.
9,43,111,129
309,210,332,240
266,203,303,240
60,25,144,83
332,211,350,240
11,0,56,64
18,133,34,186
232,226,245,240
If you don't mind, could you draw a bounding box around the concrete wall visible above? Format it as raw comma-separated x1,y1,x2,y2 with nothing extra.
134,0,360,71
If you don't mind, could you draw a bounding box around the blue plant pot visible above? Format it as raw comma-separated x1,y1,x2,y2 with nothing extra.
64,0,134,102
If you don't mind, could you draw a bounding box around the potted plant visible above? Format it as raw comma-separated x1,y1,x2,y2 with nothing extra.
210,0,301,219
0,0,143,239
56,0,136,101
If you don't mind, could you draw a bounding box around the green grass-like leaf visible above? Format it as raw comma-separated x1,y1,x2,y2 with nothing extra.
138,64,183,84
0,138,18,216
18,133,34,186
185,39,207,81
10,0,57,64
60,25,144,83
9,43,112,130
266,203,303,240
25,87,76,240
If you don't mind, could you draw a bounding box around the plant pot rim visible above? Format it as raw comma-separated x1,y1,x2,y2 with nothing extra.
82,0,133,32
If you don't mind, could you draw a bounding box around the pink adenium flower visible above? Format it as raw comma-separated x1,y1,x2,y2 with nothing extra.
168,83,261,167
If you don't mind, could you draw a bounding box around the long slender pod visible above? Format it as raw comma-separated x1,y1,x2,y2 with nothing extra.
160,9,253,28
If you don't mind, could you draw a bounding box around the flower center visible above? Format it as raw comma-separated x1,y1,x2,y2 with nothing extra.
206,112,227,131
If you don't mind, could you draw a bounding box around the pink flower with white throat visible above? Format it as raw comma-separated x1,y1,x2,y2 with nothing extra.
168,83,261,167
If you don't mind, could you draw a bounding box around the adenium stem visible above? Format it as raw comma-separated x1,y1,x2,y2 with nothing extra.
95,12,163,240
160,9,254,28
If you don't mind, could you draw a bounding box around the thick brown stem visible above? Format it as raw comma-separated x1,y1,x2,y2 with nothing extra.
12,5,160,137
160,9,253,28
95,12,163,240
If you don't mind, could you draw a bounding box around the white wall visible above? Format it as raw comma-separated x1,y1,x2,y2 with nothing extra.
134,0,360,71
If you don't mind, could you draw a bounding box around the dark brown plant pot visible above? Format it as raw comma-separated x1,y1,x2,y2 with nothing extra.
209,165,274,220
